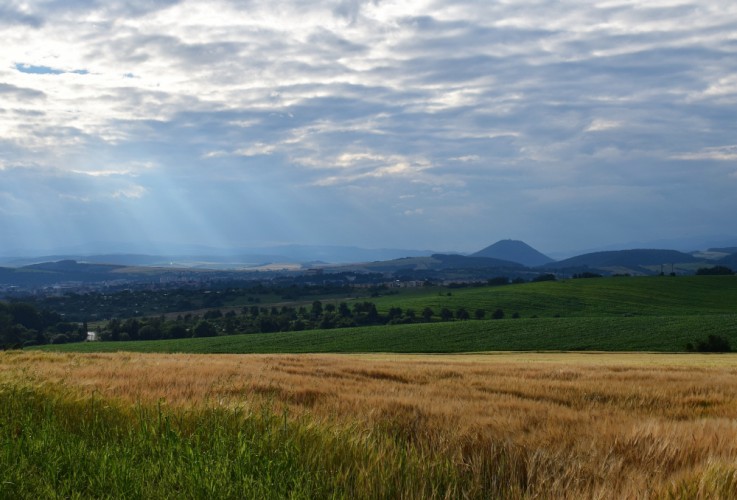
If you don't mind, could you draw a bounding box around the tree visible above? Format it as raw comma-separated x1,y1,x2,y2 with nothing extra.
474,309,486,320
193,320,217,337
222,316,237,335
440,308,453,321
492,308,505,320
338,302,351,318
258,316,279,333
421,307,434,322
456,308,470,320
687,335,732,352
365,303,379,323
204,309,223,320
122,318,141,340
138,325,159,341
167,324,189,339
8,303,43,331
311,301,323,318
0,308,14,346
318,316,335,329
388,307,403,320
50,333,69,345
107,318,122,341
352,302,379,325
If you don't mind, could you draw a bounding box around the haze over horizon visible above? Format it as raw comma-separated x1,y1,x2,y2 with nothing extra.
1,1,736,257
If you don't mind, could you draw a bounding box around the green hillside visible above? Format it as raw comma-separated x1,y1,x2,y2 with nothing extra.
368,276,737,318
35,314,737,354
541,249,698,271
34,275,737,354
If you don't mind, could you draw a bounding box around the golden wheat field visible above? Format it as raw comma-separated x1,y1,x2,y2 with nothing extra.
3,351,737,498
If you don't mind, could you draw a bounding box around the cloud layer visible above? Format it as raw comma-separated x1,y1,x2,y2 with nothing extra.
1,0,736,254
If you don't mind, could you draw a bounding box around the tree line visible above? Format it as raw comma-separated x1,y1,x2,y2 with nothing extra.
96,301,511,342
0,301,86,348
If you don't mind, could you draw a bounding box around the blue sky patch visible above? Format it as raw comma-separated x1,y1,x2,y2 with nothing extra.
15,63,88,75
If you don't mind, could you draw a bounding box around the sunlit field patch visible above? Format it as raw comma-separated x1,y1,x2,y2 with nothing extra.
2,351,737,498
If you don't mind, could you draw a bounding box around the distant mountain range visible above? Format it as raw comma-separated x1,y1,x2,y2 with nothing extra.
2,240,736,290
0,245,438,268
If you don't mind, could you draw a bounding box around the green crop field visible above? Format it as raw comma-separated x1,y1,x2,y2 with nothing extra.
368,276,737,318
33,275,737,354
36,314,737,354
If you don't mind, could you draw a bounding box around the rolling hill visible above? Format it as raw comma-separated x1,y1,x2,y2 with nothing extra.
368,275,737,317
33,314,737,354
718,252,737,269
1,261,131,287
0,260,170,287
541,249,699,274
34,275,737,354
330,253,524,273
429,254,524,270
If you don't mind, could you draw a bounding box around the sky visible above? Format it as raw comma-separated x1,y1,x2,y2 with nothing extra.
1,0,737,257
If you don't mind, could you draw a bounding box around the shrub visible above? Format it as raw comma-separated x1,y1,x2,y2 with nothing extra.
573,272,602,279
50,334,69,345
533,273,556,282
487,277,509,286
686,335,732,353
696,266,734,276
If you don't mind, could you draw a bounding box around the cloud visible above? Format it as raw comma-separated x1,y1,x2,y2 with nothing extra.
0,5,43,27
671,146,737,161
585,119,623,132
0,83,45,100
451,155,481,163
1,0,737,253
111,184,147,199
71,161,157,177
235,143,277,157
403,208,424,216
